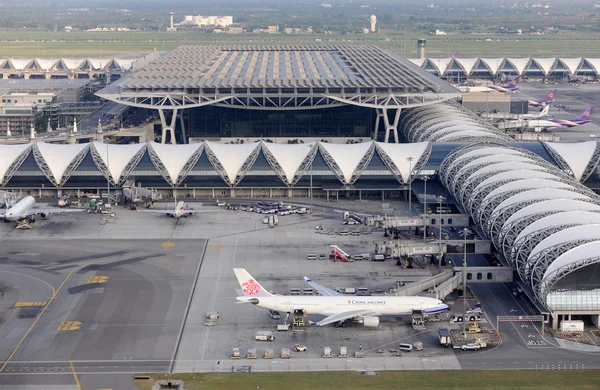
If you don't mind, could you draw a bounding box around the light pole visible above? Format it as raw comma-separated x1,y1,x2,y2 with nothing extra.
437,196,445,269
462,227,468,339
407,157,413,216
422,176,429,240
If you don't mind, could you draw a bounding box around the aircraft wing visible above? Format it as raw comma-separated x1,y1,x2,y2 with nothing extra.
137,209,175,217
304,277,342,296
29,208,85,216
312,310,378,326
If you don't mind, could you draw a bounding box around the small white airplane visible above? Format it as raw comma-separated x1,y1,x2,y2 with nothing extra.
522,105,550,119
0,195,83,227
138,200,213,219
234,268,448,327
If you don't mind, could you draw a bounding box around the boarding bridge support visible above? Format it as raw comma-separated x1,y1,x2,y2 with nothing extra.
433,273,462,300
394,270,454,296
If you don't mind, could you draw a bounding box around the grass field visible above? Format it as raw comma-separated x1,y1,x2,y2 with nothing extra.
133,370,600,390
4,31,600,57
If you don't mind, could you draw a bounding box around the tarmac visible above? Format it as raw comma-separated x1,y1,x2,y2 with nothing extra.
0,198,598,389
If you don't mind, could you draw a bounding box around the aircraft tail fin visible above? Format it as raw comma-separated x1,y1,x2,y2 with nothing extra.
233,268,273,297
539,105,549,117
506,76,520,88
578,107,594,121
545,89,557,102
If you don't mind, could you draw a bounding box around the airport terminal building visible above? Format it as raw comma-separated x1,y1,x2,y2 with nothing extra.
2,44,600,327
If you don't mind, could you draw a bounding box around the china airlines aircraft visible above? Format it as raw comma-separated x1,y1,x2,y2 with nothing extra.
234,268,448,327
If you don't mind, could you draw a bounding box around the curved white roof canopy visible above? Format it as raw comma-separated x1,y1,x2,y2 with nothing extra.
482,179,574,205
492,188,591,217
544,141,598,181
559,58,583,74
92,141,146,183
515,211,600,245
505,58,531,74
503,199,600,230
479,58,505,74
428,58,452,74
376,141,430,183
472,170,562,196
541,241,600,294
435,130,505,142
262,142,316,184
148,142,203,184
319,141,374,183
585,58,600,73
532,57,557,75
528,225,600,266
205,141,260,185
423,125,488,142
458,155,537,176
35,142,88,184
455,58,478,75
0,144,31,184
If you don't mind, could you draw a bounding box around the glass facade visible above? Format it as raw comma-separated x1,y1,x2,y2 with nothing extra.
186,105,373,139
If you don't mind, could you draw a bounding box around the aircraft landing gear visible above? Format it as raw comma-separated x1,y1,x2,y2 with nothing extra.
335,320,347,328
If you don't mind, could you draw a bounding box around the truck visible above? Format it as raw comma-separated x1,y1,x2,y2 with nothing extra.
255,331,275,341
560,320,584,332
438,327,452,347
58,195,71,207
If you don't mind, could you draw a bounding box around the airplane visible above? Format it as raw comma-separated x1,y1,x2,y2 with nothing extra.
137,200,196,218
0,195,84,228
527,107,594,130
522,105,550,119
529,89,556,107
459,76,521,93
234,268,448,328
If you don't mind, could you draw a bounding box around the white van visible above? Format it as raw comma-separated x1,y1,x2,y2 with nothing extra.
399,343,413,352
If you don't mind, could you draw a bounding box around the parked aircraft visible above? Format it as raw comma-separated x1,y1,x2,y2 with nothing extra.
0,195,83,227
459,76,520,93
234,268,448,327
529,89,556,107
138,200,217,219
528,107,594,130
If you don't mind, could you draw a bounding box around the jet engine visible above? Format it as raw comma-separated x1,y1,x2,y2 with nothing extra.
40,213,47,218
361,316,380,327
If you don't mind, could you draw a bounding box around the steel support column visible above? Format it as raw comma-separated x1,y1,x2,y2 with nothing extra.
374,108,384,140
179,111,187,144
158,108,178,145
382,107,402,143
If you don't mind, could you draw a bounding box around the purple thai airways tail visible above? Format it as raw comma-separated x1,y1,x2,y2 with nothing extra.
506,76,520,89
542,90,556,103
452,51,459,59
577,107,594,121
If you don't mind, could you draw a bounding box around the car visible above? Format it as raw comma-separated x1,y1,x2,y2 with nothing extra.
461,343,481,351
268,310,280,320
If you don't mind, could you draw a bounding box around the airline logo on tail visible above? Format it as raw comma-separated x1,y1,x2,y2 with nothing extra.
234,268,273,297
580,107,593,121
506,76,520,89
547,90,556,100
242,279,260,295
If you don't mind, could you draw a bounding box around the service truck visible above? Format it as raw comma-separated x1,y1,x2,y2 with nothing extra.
438,327,452,347
255,331,275,341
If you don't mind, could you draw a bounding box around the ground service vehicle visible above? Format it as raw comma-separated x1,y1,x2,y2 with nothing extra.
268,310,280,320
255,331,275,341
438,327,452,347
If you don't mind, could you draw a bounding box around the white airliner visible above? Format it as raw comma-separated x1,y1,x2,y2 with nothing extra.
138,200,214,218
234,268,448,327
0,195,83,226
